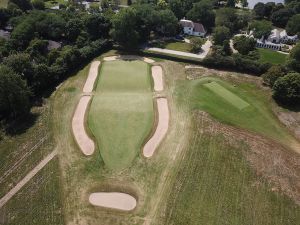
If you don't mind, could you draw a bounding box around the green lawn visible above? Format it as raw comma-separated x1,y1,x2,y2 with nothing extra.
175,76,299,149
258,48,287,65
154,40,192,53
88,60,154,170
0,0,8,8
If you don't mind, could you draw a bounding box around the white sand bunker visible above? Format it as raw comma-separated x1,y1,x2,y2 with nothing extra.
72,96,95,155
103,55,155,63
89,192,137,211
143,98,169,158
83,61,100,93
151,66,164,91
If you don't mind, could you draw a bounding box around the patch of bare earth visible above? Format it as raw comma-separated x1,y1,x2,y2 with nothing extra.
72,96,95,156
194,111,300,204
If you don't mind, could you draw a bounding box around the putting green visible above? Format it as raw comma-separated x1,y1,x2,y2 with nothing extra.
204,82,249,110
88,60,154,170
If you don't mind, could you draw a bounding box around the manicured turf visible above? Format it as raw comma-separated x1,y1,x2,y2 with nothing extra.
258,48,287,65
88,60,154,170
204,81,249,109
154,40,192,53
176,76,298,148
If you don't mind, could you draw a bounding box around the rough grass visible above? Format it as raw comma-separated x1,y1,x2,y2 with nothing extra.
0,158,64,225
155,113,300,225
88,60,154,170
153,40,192,53
176,76,298,150
258,48,287,65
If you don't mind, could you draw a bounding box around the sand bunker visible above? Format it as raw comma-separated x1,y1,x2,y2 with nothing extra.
72,96,95,155
143,98,169,158
103,55,155,63
151,66,164,91
83,61,100,93
89,192,137,211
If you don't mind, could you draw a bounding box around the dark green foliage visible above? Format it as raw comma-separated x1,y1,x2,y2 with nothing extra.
31,0,45,10
273,73,300,105
286,14,300,35
233,36,256,55
168,0,184,19
187,1,215,29
271,8,293,28
226,0,235,7
253,2,266,19
190,37,204,53
10,0,32,11
250,20,272,38
0,65,31,118
157,9,178,37
83,14,110,40
222,39,232,56
262,65,285,87
65,18,83,42
287,42,300,72
212,26,231,45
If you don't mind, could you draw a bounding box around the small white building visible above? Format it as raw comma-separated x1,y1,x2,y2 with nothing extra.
179,19,206,37
268,29,298,44
0,29,10,40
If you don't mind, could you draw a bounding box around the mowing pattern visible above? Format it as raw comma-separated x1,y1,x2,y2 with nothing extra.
88,60,154,170
204,81,249,110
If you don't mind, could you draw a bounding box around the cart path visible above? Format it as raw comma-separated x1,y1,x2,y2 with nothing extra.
0,150,57,208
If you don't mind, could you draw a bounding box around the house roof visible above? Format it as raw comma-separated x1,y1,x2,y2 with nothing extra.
193,23,206,33
180,19,194,28
0,30,10,40
47,40,61,50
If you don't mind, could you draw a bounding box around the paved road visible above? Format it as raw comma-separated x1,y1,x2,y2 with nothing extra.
0,150,57,208
146,39,212,59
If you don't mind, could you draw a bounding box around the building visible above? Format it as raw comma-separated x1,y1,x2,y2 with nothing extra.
0,30,10,40
179,19,206,37
268,29,298,44
47,40,62,51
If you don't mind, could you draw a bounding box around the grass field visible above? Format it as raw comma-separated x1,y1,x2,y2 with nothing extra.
153,40,192,53
0,0,8,8
175,76,299,150
88,60,154,170
258,48,287,65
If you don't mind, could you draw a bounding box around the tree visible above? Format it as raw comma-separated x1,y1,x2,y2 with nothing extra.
222,39,232,55
187,1,215,29
0,65,31,118
213,26,231,45
111,8,140,47
233,35,256,55
250,20,272,38
31,0,45,10
286,14,300,36
157,9,178,37
240,0,248,8
271,8,293,28
288,42,300,72
157,0,168,9
84,14,110,40
253,2,265,19
10,0,32,11
168,0,184,19
190,37,204,53
273,73,300,105
215,8,238,33
66,18,83,42
226,0,235,8
264,2,275,18
262,65,285,87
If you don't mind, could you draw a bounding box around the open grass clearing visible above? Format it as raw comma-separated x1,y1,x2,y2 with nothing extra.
152,40,192,53
88,60,154,170
258,48,287,65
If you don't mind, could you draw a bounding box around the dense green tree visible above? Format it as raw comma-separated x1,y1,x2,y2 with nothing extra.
240,0,248,8
215,8,238,33
253,2,265,19
264,2,275,18
11,19,35,48
26,38,48,61
10,0,32,11
213,26,231,45
286,14,300,35
273,73,300,105
84,14,110,40
190,37,204,53
226,0,236,8
0,8,10,27
222,39,232,55
157,0,168,9
157,9,178,37
31,0,45,10
262,65,285,87
288,42,300,72
66,18,83,42
111,8,140,47
187,1,215,29
271,8,293,27
168,0,184,19
233,35,256,55
250,20,272,38
0,65,31,118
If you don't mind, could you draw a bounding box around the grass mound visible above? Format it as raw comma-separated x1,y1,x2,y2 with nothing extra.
88,60,154,170
258,48,287,65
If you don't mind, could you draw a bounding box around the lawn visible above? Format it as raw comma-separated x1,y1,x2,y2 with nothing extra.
258,48,287,64
154,40,192,53
88,60,154,170
175,76,299,150
0,0,8,8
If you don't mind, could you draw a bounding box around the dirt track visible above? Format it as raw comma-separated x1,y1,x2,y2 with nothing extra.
83,61,100,93
89,192,137,211
72,96,95,155
103,55,155,63
143,98,169,158
151,66,164,91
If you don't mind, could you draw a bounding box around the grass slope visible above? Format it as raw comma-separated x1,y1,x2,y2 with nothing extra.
156,115,300,225
88,60,154,170
258,48,287,65
176,76,298,149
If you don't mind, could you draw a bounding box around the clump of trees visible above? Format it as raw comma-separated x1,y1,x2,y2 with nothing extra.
233,36,256,55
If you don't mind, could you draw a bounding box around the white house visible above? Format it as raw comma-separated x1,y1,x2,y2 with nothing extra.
268,29,298,44
0,30,10,40
179,19,206,37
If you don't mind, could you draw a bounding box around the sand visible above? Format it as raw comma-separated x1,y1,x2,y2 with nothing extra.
89,192,137,211
72,96,95,155
151,66,164,91
103,55,155,63
143,98,169,158
83,61,100,93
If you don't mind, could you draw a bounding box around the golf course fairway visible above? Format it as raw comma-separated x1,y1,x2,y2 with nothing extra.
88,60,154,170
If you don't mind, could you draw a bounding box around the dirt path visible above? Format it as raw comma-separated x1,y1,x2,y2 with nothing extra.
72,95,95,156
83,61,100,93
103,55,155,63
0,150,57,208
151,66,164,91
89,192,137,211
143,98,169,158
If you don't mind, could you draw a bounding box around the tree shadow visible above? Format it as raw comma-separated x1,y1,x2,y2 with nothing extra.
275,99,300,112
